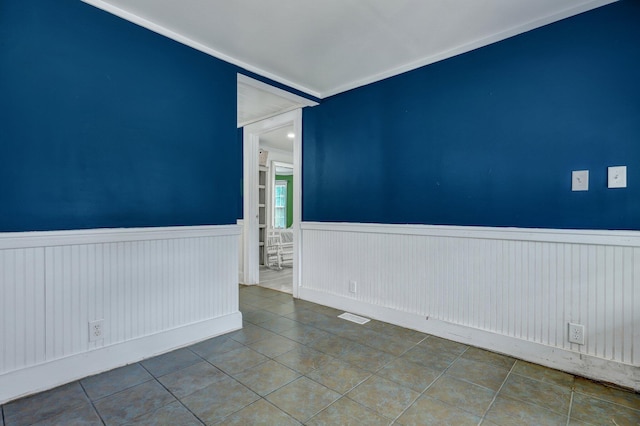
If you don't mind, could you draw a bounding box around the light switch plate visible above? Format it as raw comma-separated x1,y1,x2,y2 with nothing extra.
608,166,627,188
572,170,589,191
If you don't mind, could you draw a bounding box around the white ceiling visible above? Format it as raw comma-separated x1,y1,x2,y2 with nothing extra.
260,126,294,153
84,0,615,99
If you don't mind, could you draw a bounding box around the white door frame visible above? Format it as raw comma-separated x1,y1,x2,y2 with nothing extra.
242,109,302,298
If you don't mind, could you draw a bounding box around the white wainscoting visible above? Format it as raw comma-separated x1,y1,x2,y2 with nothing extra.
299,222,640,390
238,219,244,284
0,225,242,403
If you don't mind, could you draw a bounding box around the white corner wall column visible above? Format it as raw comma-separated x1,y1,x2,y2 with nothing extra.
0,225,242,404
299,222,640,390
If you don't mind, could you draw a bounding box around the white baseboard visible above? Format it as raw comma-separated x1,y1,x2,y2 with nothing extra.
299,288,639,391
0,312,242,404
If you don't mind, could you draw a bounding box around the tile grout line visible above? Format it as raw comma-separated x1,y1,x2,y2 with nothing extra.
291,300,433,424
200,309,320,424
248,295,416,425
390,343,471,425
572,389,640,412
77,380,107,426
477,356,518,425
565,391,574,426
137,360,207,425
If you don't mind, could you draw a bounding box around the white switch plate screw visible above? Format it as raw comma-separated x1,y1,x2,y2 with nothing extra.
349,280,357,293
568,322,585,345
89,320,104,342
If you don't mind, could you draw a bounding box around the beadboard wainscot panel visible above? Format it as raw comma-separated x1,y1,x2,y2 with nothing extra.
0,225,242,404
238,219,244,284
299,222,640,390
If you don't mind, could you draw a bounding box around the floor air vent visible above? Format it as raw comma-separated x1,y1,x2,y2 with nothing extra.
338,312,370,324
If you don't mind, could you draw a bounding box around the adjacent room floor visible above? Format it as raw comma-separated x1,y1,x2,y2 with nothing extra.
2,286,639,425
259,265,293,294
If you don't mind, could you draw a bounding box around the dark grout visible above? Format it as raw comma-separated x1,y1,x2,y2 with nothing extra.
77,380,107,426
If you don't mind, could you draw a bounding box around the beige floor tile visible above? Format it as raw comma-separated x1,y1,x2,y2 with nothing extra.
307,397,390,426
227,323,280,345
512,360,574,388
308,335,362,358
233,360,300,396
501,372,571,415
180,375,259,424
94,381,176,425
573,376,640,410
266,377,341,423
400,345,459,372
340,343,396,373
157,361,226,398
275,346,333,374
485,395,567,426
396,395,481,426
279,324,332,345
206,346,269,375
140,348,201,378
123,401,201,426
217,399,301,425
364,321,427,344
570,392,640,426
243,309,281,325
460,347,516,370
421,336,468,356
377,357,441,392
30,401,103,426
249,335,302,358
424,375,495,417
347,375,419,420
258,317,299,333
306,359,372,394
188,335,244,359
81,364,153,401
446,357,510,391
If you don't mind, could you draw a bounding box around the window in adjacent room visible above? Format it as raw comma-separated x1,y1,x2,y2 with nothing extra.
274,180,287,229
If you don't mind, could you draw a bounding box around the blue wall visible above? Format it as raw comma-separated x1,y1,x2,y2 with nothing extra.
303,1,640,230
0,0,238,231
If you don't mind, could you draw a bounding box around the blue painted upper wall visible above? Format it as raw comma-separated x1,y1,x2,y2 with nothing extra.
0,0,239,231
303,0,640,230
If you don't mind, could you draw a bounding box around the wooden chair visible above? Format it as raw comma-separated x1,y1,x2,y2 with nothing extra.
265,230,283,269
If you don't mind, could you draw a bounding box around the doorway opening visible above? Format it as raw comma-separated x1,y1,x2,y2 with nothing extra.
242,110,302,298
237,74,317,298
257,124,295,293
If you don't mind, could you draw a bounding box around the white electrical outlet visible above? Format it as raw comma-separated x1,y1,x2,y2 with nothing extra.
349,280,357,293
89,320,104,342
568,322,585,345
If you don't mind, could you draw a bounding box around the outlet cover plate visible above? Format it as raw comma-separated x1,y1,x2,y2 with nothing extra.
572,170,589,191
89,320,104,342
608,166,627,188
568,322,585,345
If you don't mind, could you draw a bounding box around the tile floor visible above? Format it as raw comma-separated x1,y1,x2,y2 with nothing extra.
2,286,639,425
